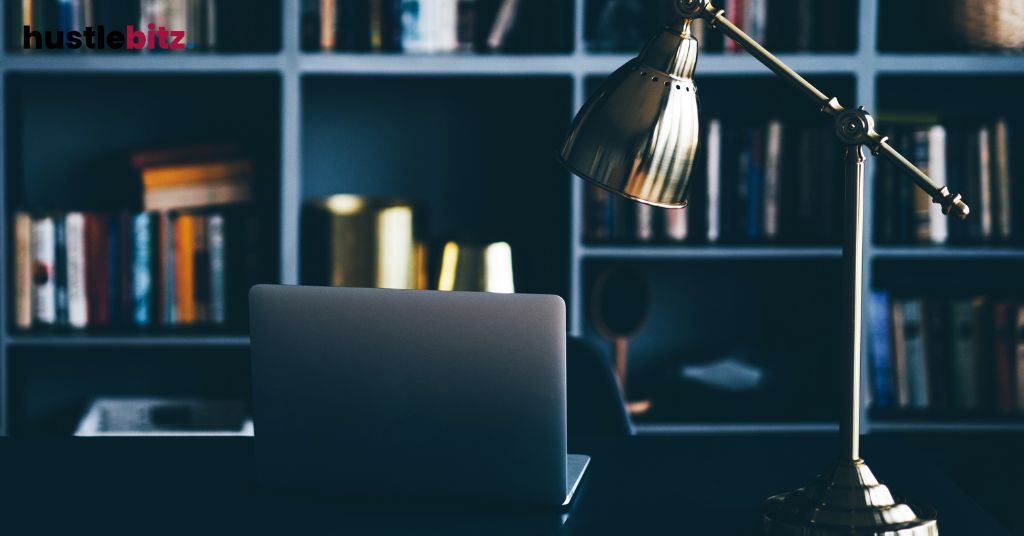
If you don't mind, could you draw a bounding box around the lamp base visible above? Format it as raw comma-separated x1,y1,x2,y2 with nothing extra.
762,458,938,535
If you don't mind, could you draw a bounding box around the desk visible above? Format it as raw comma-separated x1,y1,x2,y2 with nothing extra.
0,434,1011,535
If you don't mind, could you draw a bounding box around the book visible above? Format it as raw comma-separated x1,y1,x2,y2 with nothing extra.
106,213,121,326
54,216,68,326
992,300,1014,414
457,0,478,50
1015,304,1024,412
31,216,57,326
635,204,654,242
487,0,522,50
14,212,33,330
130,142,243,170
320,0,337,50
193,215,210,323
992,118,1012,242
160,212,177,325
65,212,88,329
950,299,979,410
175,214,196,324
868,291,894,409
85,213,109,327
401,0,429,52
901,299,930,409
923,299,949,410
132,212,155,327
143,178,253,211
664,208,687,242
208,214,227,325
977,126,993,239
925,125,948,244
706,119,722,243
910,129,933,243
763,120,783,240
890,298,909,408
970,297,992,410
141,160,253,189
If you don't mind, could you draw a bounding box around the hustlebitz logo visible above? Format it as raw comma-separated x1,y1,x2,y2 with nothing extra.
23,25,190,50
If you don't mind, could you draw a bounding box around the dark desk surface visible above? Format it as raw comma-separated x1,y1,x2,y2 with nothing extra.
0,434,1015,535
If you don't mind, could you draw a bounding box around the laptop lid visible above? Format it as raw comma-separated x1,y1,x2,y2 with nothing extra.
249,285,568,505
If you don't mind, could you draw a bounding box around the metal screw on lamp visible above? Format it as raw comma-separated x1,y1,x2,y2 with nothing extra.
560,1,970,534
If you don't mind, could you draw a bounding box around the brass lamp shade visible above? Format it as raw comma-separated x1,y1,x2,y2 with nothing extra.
560,19,700,208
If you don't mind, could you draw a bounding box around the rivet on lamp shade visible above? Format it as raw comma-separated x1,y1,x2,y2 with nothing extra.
559,19,700,208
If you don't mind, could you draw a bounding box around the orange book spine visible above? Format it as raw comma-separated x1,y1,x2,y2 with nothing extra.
141,160,252,189
175,214,196,324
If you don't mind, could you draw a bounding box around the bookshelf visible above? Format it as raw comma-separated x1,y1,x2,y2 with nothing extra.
1,0,1022,436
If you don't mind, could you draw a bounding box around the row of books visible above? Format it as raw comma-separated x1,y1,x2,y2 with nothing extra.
11,210,257,331
12,0,267,51
584,119,843,244
303,0,572,53
587,0,854,53
868,292,1024,414
875,117,1017,245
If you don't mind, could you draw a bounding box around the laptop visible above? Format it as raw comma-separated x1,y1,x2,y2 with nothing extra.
249,285,590,507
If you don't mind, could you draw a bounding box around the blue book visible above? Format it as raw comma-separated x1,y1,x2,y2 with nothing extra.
132,213,154,327
867,291,894,409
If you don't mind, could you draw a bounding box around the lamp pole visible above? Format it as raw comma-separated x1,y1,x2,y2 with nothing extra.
671,0,968,533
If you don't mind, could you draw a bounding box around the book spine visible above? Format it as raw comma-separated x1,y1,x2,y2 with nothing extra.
54,216,68,326
208,214,227,325
106,213,120,326
746,127,763,240
1015,304,1024,412
763,119,783,240
162,212,177,325
175,213,196,324
119,211,133,327
890,298,909,408
320,0,337,50
868,291,894,409
585,186,612,242
665,208,688,242
950,300,979,410
910,129,932,243
706,118,722,243
401,0,427,52
456,0,477,51
978,126,993,239
926,125,948,244
31,216,57,326
487,0,521,51
14,212,33,330
902,299,930,409
992,300,1014,414
635,204,654,242
924,299,948,410
992,118,1012,241
132,212,154,327
85,213,109,327
193,214,210,324
65,212,88,329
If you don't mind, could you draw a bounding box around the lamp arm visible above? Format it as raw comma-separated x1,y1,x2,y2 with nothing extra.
674,0,970,220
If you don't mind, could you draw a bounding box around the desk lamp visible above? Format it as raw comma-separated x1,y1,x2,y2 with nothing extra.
560,1,969,534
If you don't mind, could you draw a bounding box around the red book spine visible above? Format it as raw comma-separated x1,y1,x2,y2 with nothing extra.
119,211,134,327
993,301,1014,414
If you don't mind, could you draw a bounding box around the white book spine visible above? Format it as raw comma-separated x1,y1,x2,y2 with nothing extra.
401,0,428,53
32,217,57,325
437,0,459,52
763,119,783,239
14,212,34,329
978,126,993,239
65,213,89,328
706,119,722,243
927,125,948,244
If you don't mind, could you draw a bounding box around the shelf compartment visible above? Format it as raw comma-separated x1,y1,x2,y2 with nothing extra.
301,75,572,297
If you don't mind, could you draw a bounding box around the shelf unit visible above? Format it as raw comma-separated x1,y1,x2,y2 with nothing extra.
1,0,1022,435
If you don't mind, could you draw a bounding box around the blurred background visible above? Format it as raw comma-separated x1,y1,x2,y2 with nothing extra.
1,0,1022,446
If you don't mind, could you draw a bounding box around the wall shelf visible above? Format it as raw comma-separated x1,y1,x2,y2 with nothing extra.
580,245,843,259
5,335,250,348
0,0,1020,436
